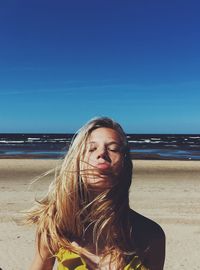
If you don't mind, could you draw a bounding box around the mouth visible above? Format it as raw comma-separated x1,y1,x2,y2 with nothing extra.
96,163,111,170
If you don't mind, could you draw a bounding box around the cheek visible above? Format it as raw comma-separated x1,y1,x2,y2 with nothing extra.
84,152,93,165
112,155,124,172
79,151,90,171
81,153,94,171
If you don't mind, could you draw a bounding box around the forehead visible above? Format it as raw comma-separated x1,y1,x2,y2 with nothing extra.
88,127,122,143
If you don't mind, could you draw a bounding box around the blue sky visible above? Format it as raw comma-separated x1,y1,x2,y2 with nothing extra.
0,1,200,133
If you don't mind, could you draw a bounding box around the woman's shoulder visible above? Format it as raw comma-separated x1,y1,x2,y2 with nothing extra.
129,209,165,239
129,209,165,270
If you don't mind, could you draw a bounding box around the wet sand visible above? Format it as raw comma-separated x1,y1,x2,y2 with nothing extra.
0,159,200,270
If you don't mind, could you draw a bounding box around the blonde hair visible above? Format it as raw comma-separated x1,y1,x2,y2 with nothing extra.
26,117,134,269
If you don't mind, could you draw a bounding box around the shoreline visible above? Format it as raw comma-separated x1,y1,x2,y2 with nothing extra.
0,159,200,270
1,155,200,160
1,149,200,161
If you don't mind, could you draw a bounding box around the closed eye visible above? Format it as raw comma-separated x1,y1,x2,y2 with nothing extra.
107,146,121,152
88,147,97,152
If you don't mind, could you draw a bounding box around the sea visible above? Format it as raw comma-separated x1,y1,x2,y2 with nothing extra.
0,133,200,160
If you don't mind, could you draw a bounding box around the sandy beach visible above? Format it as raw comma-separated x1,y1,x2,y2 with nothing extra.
0,159,200,270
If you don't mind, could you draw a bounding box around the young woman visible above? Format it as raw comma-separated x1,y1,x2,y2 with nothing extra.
27,117,165,270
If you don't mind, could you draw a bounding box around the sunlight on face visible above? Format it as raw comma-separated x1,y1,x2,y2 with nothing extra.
81,127,124,191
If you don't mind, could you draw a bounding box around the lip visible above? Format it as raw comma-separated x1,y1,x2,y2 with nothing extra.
96,163,111,170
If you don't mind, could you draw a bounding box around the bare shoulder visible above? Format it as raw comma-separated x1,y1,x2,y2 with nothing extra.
129,209,165,270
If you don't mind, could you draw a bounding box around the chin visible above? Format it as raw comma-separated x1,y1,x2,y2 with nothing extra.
87,178,112,190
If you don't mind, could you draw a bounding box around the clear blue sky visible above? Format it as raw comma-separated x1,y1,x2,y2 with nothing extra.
0,1,200,133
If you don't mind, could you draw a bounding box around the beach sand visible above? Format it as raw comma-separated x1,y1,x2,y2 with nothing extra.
0,159,200,270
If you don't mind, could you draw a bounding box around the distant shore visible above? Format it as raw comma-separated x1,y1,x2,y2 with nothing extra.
0,159,200,270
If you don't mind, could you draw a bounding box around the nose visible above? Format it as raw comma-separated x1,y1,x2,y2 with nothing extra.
97,146,106,158
96,147,110,161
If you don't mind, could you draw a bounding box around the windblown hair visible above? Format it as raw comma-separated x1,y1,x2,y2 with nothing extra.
26,117,134,269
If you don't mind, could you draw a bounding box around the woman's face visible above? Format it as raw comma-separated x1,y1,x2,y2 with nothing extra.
81,127,124,191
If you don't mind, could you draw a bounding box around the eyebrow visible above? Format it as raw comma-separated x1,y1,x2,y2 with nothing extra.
88,141,121,146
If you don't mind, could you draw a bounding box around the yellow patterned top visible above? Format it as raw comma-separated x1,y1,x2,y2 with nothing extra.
56,248,148,270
